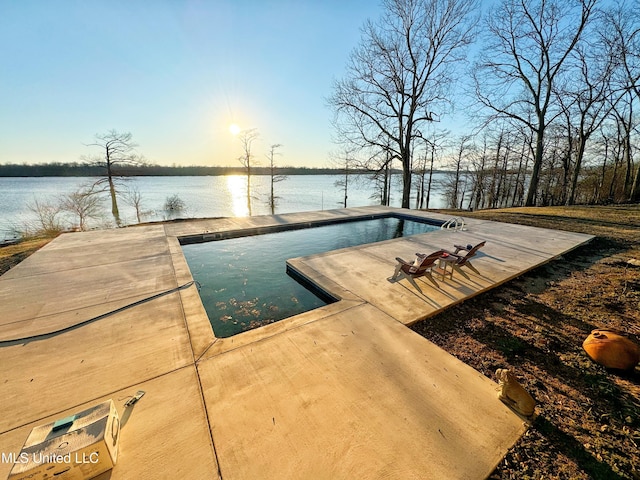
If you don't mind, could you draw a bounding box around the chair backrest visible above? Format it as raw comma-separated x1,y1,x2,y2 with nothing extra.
463,241,486,259
416,250,446,269
454,241,485,266
409,250,445,273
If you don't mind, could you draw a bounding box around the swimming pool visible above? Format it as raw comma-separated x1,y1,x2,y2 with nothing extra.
181,215,439,337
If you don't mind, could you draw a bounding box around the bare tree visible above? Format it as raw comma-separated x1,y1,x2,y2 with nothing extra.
380,149,394,206
592,126,613,203
25,198,64,237
163,194,186,220
413,149,429,209
511,131,532,207
467,134,489,210
123,185,148,224
329,0,478,208
334,152,354,208
83,130,144,225
474,0,597,206
557,40,616,205
416,129,447,209
609,92,637,200
60,185,103,231
445,134,473,209
354,139,395,206
237,129,259,216
602,1,640,102
601,2,640,201
266,144,286,214
368,148,395,206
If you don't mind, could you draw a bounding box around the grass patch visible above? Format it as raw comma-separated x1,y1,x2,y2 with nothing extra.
0,237,54,275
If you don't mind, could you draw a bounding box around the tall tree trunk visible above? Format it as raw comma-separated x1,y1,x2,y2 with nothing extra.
425,145,435,209
343,167,349,208
488,133,502,208
382,161,390,206
386,168,392,206
629,164,640,202
595,137,609,203
401,141,412,209
525,124,545,207
106,161,120,226
511,142,525,207
567,134,588,205
270,172,275,215
417,167,426,209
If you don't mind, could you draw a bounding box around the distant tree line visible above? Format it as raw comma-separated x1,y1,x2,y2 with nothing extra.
0,162,371,177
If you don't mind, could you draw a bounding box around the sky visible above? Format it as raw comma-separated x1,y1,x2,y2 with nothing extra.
0,0,383,168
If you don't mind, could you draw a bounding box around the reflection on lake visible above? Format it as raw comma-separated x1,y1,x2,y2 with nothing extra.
226,175,249,217
0,174,448,239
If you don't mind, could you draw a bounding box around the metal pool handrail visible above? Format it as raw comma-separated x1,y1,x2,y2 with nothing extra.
441,217,466,231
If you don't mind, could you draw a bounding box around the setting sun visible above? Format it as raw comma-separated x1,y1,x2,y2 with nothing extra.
229,123,241,136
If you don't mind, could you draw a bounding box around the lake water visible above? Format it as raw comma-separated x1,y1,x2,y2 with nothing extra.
0,174,448,240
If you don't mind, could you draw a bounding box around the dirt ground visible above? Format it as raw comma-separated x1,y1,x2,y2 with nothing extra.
2,206,639,479
0,237,52,275
415,205,640,479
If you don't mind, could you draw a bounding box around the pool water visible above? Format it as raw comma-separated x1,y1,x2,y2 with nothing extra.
182,216,439,337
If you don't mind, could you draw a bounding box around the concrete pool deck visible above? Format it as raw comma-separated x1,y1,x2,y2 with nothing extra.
0,206,594,479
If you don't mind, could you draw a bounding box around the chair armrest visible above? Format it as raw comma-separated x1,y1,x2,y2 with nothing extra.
453,244,467,254
395,257,411,266
442,250,464,259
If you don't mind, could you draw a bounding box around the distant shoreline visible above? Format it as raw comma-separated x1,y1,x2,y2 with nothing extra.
0,163,448,178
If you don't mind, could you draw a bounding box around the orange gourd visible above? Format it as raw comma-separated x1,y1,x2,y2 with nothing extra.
583,329,640,371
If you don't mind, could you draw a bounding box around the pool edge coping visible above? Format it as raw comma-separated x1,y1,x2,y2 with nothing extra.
167,207,454,357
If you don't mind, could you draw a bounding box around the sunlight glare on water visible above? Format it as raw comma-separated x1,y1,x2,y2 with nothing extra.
226,175,249,217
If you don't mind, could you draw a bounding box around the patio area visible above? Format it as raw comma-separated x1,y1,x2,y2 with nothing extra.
0,206,593,479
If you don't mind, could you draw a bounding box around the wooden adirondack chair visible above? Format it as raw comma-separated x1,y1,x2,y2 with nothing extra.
441,241,486,278
389,250,445,290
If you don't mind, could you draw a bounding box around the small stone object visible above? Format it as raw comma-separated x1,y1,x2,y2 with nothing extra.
582,329,640,371
496,368,536,417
